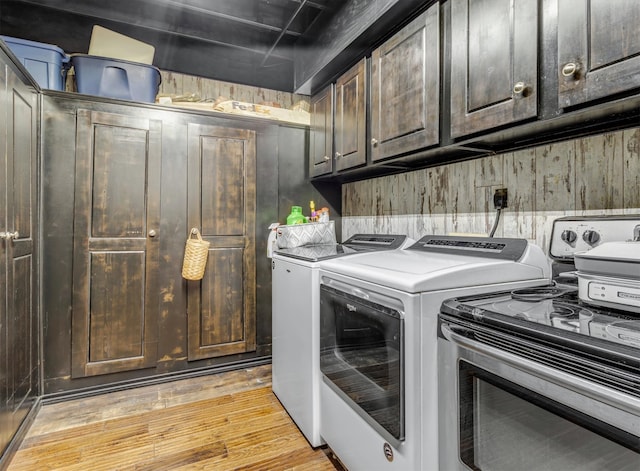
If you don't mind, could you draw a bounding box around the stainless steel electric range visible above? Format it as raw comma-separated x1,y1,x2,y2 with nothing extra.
438,215,640,471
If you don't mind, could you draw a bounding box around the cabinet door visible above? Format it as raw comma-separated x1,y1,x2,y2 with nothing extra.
558,0,640,107
335,58,366,171
186,124,256,361
0,61,38,460
71,110,161,378
450,0,537,138
5,64,38,424
371,5,439,162
310,84,334,177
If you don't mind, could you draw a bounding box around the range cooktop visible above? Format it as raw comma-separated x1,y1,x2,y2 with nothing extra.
441,285,640,354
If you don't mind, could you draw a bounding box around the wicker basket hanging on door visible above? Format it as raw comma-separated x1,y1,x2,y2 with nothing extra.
182,228,210,280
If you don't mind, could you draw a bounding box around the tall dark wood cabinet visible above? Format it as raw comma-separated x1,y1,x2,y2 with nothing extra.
310,84,334,177
450,0,537,138
186,124,256,361
0,50,38,464
370,5,440,162
557,0,640,107
70,110,162,378
335,58,366,171
39,94,322,394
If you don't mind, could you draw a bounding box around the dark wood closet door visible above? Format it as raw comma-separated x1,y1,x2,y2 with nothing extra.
450,0,537,138
186,124,256,361
71,110,161,378
558,0,640,107
0,58,38,455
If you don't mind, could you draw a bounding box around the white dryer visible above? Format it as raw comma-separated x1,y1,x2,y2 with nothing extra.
317,235,551,470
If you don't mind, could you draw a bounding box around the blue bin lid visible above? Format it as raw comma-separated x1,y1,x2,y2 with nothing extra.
1,35,69,62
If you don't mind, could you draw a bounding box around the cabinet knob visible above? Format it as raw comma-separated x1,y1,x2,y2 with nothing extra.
335,152,342,159
148,229,157,238
513,81,528,96
323,155,330,161
371,138,378,147
0,231,19,240
561,62,579,78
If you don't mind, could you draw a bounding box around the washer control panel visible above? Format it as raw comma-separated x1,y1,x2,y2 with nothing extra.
549,215,640,260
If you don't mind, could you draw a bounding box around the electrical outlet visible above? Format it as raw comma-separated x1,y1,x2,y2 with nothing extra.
493,188,508,209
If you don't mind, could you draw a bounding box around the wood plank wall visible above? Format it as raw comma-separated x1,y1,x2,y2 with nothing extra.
158,70,309,109
342,127,640,252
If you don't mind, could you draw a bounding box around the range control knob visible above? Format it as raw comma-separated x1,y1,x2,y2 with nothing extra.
582,230,601,246
560,230,577,244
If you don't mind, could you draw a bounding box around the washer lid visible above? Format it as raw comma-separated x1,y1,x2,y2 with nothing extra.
320,237,551,293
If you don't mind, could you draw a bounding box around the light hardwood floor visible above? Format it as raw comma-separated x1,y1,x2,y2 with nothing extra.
7,365,342,470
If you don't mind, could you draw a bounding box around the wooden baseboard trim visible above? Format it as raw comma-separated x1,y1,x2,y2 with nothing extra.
41,356,271,405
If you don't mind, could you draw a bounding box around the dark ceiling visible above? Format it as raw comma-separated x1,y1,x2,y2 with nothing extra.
0,0,339,92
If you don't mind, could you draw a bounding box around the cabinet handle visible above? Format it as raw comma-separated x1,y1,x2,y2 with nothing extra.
371,138,378,147
323,155,330,161
513,81,528,96
0,231,19,240
148,229,157,238
335,152,342,159
561,62,579,78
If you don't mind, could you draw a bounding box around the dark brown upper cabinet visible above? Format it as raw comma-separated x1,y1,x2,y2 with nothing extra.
335,58,367,171
558,0,640,108
71,110,162,378
450,0,538,138
310,84,334,177
371,4,440,162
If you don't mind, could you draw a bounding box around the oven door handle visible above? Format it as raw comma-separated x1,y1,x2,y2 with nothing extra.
440,323,640,416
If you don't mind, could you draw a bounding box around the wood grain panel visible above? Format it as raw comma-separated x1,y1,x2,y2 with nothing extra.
9,88,33,239
91,126,148,237
201,136,245,236
342,127,639,249
623,128,640,209
88,252,145,362
534,140,576,212
201,248,244,347
467,0,512,111
503,149,536,239
8,255,33,409
575,132,623,211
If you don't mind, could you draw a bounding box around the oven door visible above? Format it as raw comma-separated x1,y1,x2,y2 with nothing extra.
320,283,404,445
438,317,640,471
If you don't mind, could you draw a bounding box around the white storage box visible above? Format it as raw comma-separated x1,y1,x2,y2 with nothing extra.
276,221,336,249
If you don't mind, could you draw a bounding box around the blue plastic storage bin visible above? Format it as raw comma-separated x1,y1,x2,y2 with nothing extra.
0,35,69,90
71,54,161,103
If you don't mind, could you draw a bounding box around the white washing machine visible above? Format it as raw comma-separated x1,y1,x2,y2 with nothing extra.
317,235,551,470
271,234,412,447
